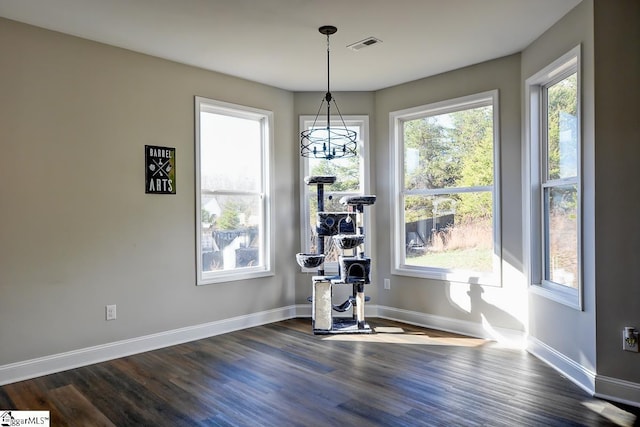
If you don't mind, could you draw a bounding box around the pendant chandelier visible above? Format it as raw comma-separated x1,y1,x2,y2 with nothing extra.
300,25,358,160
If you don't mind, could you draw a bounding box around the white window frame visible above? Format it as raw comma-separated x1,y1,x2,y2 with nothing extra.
390,90,501,285
524,45,582,309
299,115,370,274
195,96,274,285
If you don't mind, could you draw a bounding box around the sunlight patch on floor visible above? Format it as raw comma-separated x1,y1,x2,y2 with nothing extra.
582,400,637,427
320,328,488,347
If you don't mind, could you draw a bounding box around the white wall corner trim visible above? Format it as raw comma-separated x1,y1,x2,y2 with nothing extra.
0,306,297,386
527,335,596,396
595,375,640,408
376,306,527,348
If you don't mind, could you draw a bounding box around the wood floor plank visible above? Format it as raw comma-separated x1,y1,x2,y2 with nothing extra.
1,318,639,426
47,384,116,427
108,356,218,422
2,379,66,426
0,388,15,409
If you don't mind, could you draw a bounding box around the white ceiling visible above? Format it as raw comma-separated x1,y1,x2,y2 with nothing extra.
0,0,582,91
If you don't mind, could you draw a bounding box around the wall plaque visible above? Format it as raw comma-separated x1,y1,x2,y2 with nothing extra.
145,145,175,194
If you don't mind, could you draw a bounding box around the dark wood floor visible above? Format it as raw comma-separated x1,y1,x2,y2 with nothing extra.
1,318,639,426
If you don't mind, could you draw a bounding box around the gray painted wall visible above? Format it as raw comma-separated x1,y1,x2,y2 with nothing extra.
0,18,297,365
521,0,597,374
593,0,640,385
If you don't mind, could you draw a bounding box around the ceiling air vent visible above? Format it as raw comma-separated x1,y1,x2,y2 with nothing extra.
347,37,382,51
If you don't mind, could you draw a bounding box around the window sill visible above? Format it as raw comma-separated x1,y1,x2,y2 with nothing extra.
392,265,499,287
529,282,581,310
197,269,274,286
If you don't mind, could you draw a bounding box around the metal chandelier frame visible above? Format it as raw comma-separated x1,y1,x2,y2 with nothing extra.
300,25,358,161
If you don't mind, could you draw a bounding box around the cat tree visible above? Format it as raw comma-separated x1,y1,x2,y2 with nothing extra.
296,175,376,334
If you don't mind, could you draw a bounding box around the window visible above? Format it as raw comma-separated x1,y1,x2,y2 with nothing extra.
299,116,369,274
525,45,581,308
195,96,273,285
390,91,500,284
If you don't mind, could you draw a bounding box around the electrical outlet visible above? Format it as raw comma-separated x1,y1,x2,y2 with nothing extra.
622,327,638,352
384,278,391,290
106,304,117,321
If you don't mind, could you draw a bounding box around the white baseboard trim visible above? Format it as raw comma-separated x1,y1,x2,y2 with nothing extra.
375,305,527,348
595,375,640,408
293,303,379,319
527,335,596,395
4,303,638,409
0,306,297,386
528,338,640,407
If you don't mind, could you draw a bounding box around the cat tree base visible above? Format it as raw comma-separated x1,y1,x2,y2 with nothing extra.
312,276,373,335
